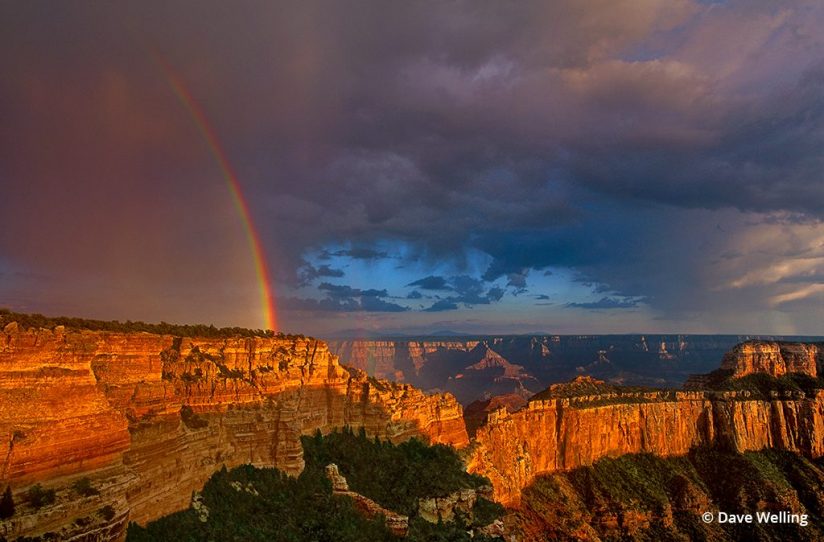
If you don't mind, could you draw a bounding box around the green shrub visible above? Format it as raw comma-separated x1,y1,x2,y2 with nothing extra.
72,477,99,497
27,484,56,509
471,498,504,528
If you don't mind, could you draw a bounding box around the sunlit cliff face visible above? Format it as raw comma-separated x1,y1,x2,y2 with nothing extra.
1,1,823,334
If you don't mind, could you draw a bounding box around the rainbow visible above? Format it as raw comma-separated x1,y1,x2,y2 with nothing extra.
154,55,277,331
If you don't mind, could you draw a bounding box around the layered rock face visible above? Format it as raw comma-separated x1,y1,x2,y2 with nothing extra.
329,335,818,405
468,342,824,506
720,340,822,378
463,392,529,438
0,324,467,540
327,339,479,382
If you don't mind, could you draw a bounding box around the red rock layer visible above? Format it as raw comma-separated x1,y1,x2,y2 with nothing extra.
720,340,822,378
0,324,467,540
327,339,480,378
463,392,529,438
467,389,824,506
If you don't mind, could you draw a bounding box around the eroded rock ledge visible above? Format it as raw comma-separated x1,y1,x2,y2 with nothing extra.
466,341,824,506
0,324,467,541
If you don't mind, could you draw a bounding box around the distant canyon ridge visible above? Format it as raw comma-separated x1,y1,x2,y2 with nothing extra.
326,335,823,405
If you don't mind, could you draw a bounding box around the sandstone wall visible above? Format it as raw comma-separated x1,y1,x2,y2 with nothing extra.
720,340,822,378
327,339,479,379
0,324,467,540
468,390,824,506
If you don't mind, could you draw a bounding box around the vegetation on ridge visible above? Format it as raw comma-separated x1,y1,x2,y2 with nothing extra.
0,308,309,339
700,368,824,399
127,429,503,541
301,427,494,517
531,377,666,401
513,447,824,541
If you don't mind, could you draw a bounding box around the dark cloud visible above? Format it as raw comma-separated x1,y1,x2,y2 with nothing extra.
360,296,408,312
336,248,389,260
487,287,505,302
318,283,387,299
566,297,642,310
505,270,529,294
407,276,450,290
320,248,390,260
281,282,408,313
298,263,345,286
424,299,460,312
406,290,423,299
420,275,507,311
2,1,823,333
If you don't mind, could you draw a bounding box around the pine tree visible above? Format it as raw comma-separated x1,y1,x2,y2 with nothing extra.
0,485,14,519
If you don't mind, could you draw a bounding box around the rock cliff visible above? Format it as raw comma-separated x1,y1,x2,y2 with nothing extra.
3,325,824,541
325,463,409,537
0,323,467,541
719,340,822,378
328,335,818,404
467,341,824,507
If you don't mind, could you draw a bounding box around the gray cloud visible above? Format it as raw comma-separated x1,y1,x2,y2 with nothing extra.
420,275,507,311
2,1,823,333
423,299,460,312
566,297,642,310
318,283,387,299
298,263,345,286
322,248,390,260
280,282,408,313
407,276,450,290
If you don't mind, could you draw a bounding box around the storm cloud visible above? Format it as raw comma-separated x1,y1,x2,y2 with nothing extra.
1,1,822,334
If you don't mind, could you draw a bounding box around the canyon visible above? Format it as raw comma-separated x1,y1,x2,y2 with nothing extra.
465,341,824,507
0,322,466,541
327,334,820,404
1,311,823,541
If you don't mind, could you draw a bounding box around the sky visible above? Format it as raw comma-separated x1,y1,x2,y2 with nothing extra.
1,1,823,337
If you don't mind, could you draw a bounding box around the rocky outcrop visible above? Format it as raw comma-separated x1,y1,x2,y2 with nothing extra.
417,487,489,523
720,340,822,378
0,324,467,540
463,392,529,438
468,384,824,506
325,340,404,381
327,339,480,382
325,463,409,536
